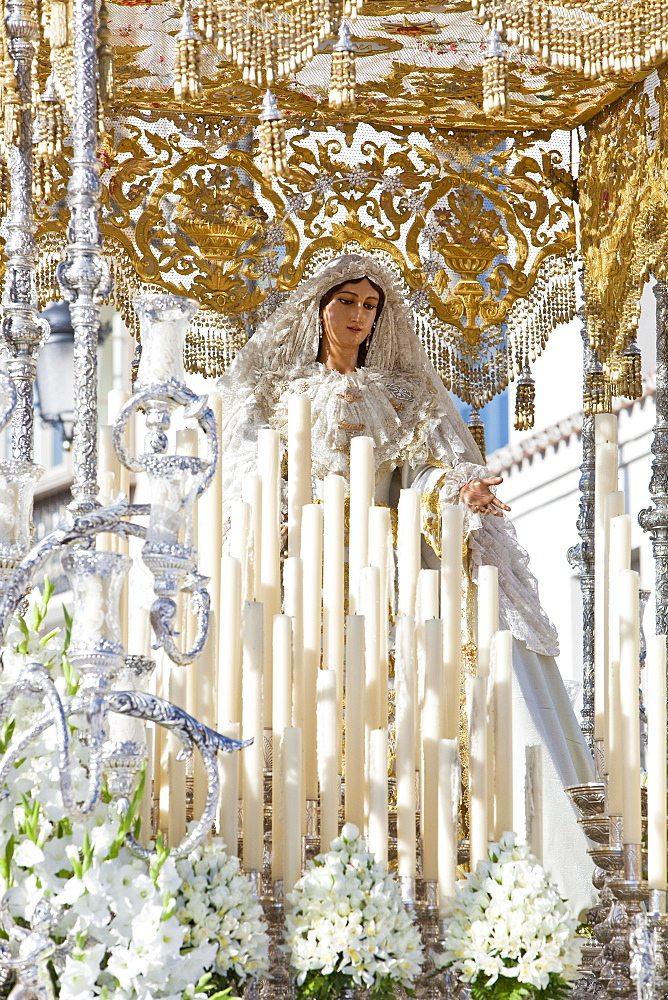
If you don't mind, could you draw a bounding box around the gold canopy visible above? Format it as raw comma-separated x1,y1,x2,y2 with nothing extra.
3,0,667,420
102,0,648,131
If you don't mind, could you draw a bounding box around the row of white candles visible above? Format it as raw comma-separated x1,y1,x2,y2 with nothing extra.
96,388,526,906
593,413,667,891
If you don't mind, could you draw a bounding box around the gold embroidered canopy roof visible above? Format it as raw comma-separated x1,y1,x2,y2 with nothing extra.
3,0,667,427
104,0,644,131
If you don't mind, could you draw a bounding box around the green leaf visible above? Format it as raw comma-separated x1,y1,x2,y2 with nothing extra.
62,604,73,653
0,835,15,885
0,718,15,755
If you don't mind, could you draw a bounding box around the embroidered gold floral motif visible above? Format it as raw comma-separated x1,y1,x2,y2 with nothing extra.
338,420,365,431
390,399,404,411
337,392,362,403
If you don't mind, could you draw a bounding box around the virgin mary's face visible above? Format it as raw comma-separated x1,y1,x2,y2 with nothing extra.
320,279,380,356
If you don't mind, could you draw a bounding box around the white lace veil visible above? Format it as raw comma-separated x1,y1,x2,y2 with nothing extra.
216,253,560,656
217,253,483,468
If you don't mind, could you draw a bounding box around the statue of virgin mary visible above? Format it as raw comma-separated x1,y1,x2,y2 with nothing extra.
217,253,594,912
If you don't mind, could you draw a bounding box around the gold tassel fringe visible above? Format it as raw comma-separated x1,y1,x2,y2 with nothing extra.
583,368,612,416
482,28,508,115
174,6,202,101
33,74,64,202
514,364,535,431
98,0,115,105
329,20,356,109
258,89,287,178
620,341,643,399
468,406,486,460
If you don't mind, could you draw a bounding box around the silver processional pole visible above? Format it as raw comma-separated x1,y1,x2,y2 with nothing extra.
0,0,49,461
56,0,111,514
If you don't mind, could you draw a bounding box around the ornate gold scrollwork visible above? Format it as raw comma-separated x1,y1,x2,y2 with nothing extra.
29,121,576,411
580,65,668,387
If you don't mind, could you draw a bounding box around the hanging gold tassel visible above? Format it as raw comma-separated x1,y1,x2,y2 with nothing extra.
37,73,64,158
620,341,642,399
482,27,508,115
196,0,216,43
49,0,69,47
258,89,287,178
514,364,535,431
173,5,202,101
33,74,64,203
329,19,356,108
97,0,115,105
468,406,486,460
583,368,612,416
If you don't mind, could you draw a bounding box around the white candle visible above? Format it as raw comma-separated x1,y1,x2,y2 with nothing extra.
525,745,543,861
217,721,240,857
368,505,391,728
398,488,421,617
493,630,514,838
395,615,417,878
167,663,187,846
594,418,618,742
272,614,293,881
417,568,440,812
417,568,440,621
477,565,498,678
241,601,264,871
348,436,374,613
284,558,304,732
608,659,623,818
619,569,642,844
422,617,443,880
107,387,131,427
368,728,388,867
198,394,223,627
646,635,667,891
287,393,312,558
441,504,463,739
282,726,303,894
323,475,345,710
360,566,381,733
218,555,242,727
96,471,116,552
193,618,216,818
259,428,281,728
241,476,262,601
344,615,365,830
317,670,339,851
438,738,460,910
608,508,630,817
468,675,488,870
99,423,121,482
230,500,252,602
301,503,323,800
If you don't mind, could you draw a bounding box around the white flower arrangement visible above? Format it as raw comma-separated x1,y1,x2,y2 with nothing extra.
285,822,423,1000
175,837,270,991
0,584,268,1000
437,833,581,1000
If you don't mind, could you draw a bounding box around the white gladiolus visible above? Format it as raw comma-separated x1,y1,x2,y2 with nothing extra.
437,833,581,994
0,589,268,1000
285,824,423,994
175,837,270,987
